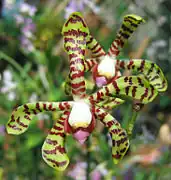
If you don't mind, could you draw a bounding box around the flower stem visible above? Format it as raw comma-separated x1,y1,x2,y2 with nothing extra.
126,111,139,138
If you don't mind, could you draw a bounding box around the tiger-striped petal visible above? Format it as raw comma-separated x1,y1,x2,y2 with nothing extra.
95,107,129,164
88,76,158,105
7,102,73,135
108,14,145,57
116,59,168,92
42,111,70,171
62,12,90,100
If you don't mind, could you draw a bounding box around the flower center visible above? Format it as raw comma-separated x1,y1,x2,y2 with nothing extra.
97,55,116,78
68,101,92,129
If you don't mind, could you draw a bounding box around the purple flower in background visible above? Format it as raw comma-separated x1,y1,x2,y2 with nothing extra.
21,18,36,38
20,18,36,52
20,36,34,52
65,0,100,19
0,125,6,136
67,161,87,180
20,2,37,16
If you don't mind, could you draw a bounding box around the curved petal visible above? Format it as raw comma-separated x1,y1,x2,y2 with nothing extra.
94,107,129,164
42,111,70,171
117,59,168,92
6,101,73,135
108,14,145,57
88,76,158,105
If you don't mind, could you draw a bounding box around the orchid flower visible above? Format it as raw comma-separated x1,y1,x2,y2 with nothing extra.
6,12,167,171
64,13,168,135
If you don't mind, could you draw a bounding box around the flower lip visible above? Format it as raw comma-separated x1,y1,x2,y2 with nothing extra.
68,101,92,129
73,130,90,144
97,55,117,78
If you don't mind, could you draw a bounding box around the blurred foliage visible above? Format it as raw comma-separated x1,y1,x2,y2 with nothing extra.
0,0,171,179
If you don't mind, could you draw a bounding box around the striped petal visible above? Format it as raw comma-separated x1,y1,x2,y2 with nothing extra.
62,12,90,100
42,111,70,171
108,14,145,57
6,102,73,135
88,76,158,105
95,107,129,164
86,35,106,58
117,59,168,92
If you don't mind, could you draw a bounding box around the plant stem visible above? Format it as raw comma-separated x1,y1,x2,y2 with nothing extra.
126,111,139,138
0,51,41,94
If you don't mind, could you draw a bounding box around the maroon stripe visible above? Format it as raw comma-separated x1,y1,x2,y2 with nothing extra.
53,125,63,131
87,36,93,44
132,86,137,97
73,14,87,27
43,145,65,155
124,76,129,82
71,81,85,89
105,87,110,96
44,156,67,167
137,77,144,87
71,71,84,79
64,37,75,43
36,103,42,112
112,154,121,159
92,46,102,54
16,117,28,128
49,131,65,137
24,104,29,110
7,123,22,131
59,103,65,111
32,109,37,115
48,104,56,111
46,138,58,145
127,60,134,69
90,42,98,51
148,85,154,100
112,81,120,94
106,120,114,127
24,115,31,121
93,52,106,57
138,60,145,72
11,114,15,122
125,86,130,95
43,103,48,111
63,29,88,38
119,61,125,69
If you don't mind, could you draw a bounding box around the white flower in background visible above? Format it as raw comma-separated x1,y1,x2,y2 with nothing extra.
4,0,15,10
1,69,17,101
29,93,38,102
14,14,25,25
20,2,37,16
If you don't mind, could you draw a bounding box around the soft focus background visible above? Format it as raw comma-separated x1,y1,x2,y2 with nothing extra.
0,0,171,179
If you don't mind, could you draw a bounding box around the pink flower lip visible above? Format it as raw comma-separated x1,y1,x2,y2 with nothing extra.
73,130,90,144
96,77,107,87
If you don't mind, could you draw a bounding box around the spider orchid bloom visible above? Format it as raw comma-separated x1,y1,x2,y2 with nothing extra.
64,13,167,109
6,12,167,172
90,14,145,87
6,73,160,171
